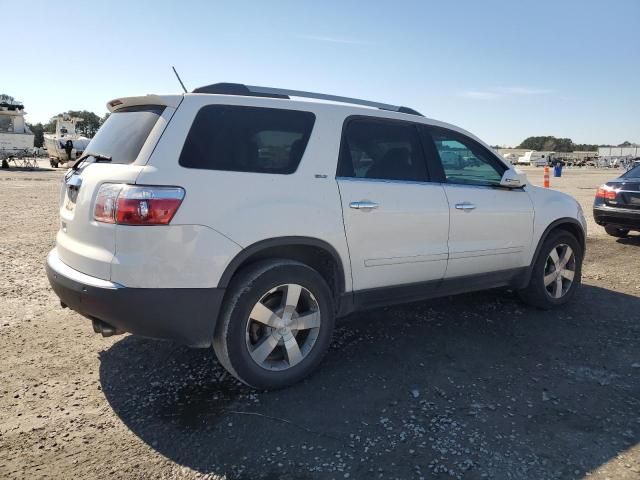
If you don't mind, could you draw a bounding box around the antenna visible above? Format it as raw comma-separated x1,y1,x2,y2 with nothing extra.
172,66,188,93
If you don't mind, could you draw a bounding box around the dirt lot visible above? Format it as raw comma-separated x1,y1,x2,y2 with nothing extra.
1,162,639,480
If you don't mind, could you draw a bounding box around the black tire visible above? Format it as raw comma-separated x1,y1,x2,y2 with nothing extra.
604,226,629,238
213,259,335,390
518,230,583,309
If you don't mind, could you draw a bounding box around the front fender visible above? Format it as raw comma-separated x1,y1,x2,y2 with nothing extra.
526,185,585,263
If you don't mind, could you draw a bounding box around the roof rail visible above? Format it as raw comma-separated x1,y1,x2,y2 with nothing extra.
191,83,423,117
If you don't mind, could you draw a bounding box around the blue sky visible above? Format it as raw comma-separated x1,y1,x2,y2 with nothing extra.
4,0,639,146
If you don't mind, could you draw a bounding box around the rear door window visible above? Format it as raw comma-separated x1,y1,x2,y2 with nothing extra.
179,105,315,174
86,105,165,164
337,118,429,182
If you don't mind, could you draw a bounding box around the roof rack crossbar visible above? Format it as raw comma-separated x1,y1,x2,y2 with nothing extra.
191,83,423,116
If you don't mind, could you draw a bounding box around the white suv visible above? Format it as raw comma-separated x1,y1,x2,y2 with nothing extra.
47,83,587,389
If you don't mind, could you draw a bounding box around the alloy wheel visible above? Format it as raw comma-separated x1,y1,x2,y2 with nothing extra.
543,244,576,299
245,284,321,371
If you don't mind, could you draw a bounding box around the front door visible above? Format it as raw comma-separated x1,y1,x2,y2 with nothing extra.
425,126,534,279
336,117,450,291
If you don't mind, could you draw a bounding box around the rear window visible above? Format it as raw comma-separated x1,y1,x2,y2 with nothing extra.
622,164,640,178
179,105,315,174
85,105,164,164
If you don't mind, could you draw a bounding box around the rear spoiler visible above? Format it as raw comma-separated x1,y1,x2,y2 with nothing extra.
106,94,183,112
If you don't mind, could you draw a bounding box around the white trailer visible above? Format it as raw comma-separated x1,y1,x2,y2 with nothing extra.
517,150,554,167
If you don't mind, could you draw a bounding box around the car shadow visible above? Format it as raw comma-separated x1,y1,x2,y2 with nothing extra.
617,233,640,246
99,285,639,479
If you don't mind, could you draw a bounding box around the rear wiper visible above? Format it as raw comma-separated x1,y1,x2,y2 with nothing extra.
71,152,112,170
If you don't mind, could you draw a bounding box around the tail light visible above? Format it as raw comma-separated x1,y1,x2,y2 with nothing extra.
94,184,185,225
595,184,617,201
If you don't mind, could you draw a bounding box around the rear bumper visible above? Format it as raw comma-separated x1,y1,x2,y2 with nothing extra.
46,249,224,347
593,205,640,230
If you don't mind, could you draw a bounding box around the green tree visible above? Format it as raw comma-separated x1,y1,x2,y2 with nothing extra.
573,143,599,151
0,93,16,104
43,118,56,133
518,136,598,152
27,122,45,148
44,110,103,137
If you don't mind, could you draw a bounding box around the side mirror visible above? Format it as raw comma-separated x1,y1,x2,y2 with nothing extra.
500,169,527,188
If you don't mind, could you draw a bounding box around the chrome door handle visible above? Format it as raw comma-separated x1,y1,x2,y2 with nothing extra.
455,202,476,211
350,200,379,210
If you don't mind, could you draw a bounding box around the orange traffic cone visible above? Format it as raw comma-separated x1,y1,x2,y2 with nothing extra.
543,166,550,188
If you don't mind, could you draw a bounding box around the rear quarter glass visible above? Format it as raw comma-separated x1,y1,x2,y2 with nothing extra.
178,105,315,174
622,165,640,178
86,105,165,164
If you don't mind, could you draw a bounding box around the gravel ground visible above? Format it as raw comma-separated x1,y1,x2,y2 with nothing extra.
1,162,639,480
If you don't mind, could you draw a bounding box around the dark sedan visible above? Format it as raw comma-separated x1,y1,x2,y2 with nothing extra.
594,163,640,237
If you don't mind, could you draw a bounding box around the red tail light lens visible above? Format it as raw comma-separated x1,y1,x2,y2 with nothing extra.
595,185,617,201
94,184,185,225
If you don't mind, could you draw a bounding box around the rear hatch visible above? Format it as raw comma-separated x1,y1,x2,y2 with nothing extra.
616,181,640,209
604,166,640,209
57,99,179,279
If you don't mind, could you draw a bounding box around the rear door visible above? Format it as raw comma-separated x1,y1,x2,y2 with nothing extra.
56,105,173,279
423,126,534,279
337,117,449,291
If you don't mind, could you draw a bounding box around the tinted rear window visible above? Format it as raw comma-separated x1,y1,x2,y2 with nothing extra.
179,105,315,174
85,105,164,164
622,164,640,178
338,118,428,182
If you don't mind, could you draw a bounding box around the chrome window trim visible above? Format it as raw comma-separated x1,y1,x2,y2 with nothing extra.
335,176,524,191
335,176,443,187
442,181,524,191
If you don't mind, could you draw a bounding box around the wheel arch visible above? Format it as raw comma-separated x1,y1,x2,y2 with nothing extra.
218,237,347,304
520,217,586,288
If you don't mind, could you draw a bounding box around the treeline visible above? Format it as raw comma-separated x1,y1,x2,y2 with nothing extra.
517,136,598,152
517,136,637,152
27,110,109,148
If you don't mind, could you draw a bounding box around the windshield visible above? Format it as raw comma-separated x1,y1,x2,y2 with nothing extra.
84,105,164,164
622,164,640,178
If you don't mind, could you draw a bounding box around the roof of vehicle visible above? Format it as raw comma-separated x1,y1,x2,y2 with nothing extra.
191,83,425,117
106,84,506,165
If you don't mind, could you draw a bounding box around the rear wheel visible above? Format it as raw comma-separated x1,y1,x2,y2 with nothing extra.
519,230,582,309
604,226,629,238
213,259,335,389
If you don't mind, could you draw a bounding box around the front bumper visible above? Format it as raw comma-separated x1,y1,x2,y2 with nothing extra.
593,205,640,230
46,250,224,347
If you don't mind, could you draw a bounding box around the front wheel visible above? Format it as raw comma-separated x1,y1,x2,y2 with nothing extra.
213,260,335,390
519,230,582,309
604,226,629,238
